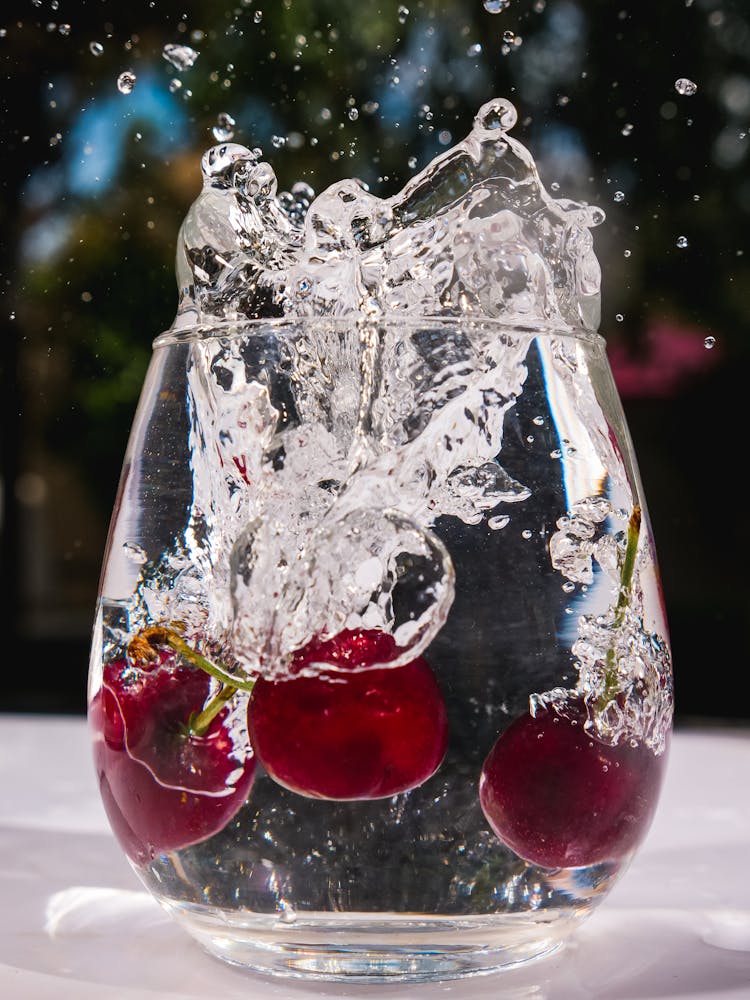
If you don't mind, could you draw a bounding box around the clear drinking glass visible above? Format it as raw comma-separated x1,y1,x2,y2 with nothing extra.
88,316,673,982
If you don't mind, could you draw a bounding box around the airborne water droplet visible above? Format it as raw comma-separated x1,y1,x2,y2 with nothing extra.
254,10,263,23
488,515,510,531
676,235,689,248
614,190,625,202
397,5,409,24
212,112,236,141
675,77,698,96
475,97,517,132
117,71,136,94
704,335,716,349
123,541,148,565
162,43,199,71
621,123,634,136
169,78,182,93
467,43,482,57
89,41,104,56
484,0,511,12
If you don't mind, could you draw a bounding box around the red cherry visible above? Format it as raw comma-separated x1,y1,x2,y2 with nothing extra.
479,700,668,869
90,650,255,865
247,629,449,800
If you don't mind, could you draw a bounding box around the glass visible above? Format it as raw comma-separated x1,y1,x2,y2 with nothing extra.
88,316,673,982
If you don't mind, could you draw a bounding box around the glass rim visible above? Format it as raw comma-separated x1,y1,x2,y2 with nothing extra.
153,314,605,349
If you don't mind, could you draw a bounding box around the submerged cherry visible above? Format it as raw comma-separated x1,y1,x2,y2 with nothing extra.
90,647,256,865
248,629,449,800
478,699,668,869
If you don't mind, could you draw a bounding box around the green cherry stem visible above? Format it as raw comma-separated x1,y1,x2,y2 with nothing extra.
130,625,255,738
600,504,642,706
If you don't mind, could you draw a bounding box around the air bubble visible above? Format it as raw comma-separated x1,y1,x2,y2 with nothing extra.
704,336,716,349
621,123,634,136
58,23,71,36
407,156,417,169
624,249,631,257
614,190,625,202
676,236,689,248
562,581,576,593
522,529,533,540
89,41,104,56
488,515,510,531
484,0,511,11
675,78,697,97
615,313,624,322
502,30,515,44
254,10,263,23
117,71,136,94
122,541,148,565
169,78,182,93
398,4,409,23
347,108,359,121
271,135,286,148
467,43,482,57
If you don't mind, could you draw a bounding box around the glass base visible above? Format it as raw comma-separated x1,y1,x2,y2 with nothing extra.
163,903,576,982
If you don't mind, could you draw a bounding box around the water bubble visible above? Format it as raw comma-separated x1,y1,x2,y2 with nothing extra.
254,10,263,23
488,515,510,531
398,5,409,24
122,541,148,565
438,130,452,145
624,249,632,258
503,30,515,44
163,43,199,72
613,190,625,203
484,0,511,11
407,156,417,169
521,529,533,540
362,100,379,115
704,336,716,349
271,135,286,148
169,78,182,93
347,108,359,121
212,112,236,141
676,235,689,248
89,41,104,56
532,415,545,426
615,313,624,322
467,43,482,57
117,71,136,95
562,581,576,593
621,123,634,136
675,78,697,97
58,23,71,36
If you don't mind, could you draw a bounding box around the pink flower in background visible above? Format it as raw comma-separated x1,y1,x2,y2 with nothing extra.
608,321,722,399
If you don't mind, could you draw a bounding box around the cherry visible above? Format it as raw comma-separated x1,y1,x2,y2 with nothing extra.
247,629,449,800
479,699,668,869
90,647,256,865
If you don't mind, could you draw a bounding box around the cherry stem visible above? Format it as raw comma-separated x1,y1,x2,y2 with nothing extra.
135,626,256,694
187,683,238,737
600,505,642,705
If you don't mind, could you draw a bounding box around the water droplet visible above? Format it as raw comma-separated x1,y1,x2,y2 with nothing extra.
624,249,632,257
407,156,417,169
397,4,409,23
488,514,510,531
163,43,199,72
438,130,452,146
169,78,182,93
614,190,625,202
271,134,286,148
117,71,136,94
676,235,689,248
704,335,716,349
621,123,634,136
484,0,511,12
502,30,515,44
58,23,71,36
254,10,263,23
212,112,236,141
675,77,697,97
562,581,575,593
475,98,517,132
347,107,359,121
522,529,533,540
467,43,482,57
532,415,544,426
89,41,103,56
278,901,297,924
615,313,624,322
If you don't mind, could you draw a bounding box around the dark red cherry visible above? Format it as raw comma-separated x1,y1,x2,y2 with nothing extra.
247,629,449,800
90,649,255,865
479,699,668,869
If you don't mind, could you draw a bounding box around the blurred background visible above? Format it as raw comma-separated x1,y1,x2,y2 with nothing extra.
0,0,747,720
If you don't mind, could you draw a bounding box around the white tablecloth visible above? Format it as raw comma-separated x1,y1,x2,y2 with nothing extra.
1,715,749,999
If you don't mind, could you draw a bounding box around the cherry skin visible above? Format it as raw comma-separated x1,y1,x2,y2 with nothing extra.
247,629,449,800
479,699,668,869
90,649,256,866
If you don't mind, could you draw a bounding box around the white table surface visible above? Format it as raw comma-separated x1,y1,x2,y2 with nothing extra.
1,715,749,1000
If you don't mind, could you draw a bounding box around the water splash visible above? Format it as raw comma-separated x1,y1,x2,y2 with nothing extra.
174,98,604,336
